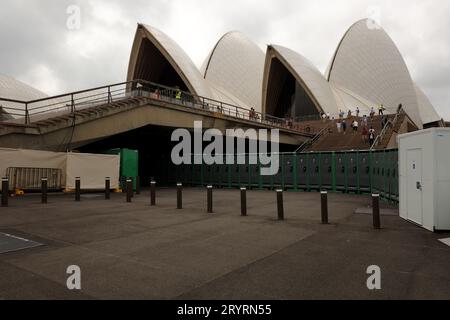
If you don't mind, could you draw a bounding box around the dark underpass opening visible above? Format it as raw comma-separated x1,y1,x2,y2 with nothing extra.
78,125,294,187
265,58,320,120
132,37,189,92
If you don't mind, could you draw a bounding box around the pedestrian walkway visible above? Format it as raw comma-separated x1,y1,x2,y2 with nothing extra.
0,188,448,299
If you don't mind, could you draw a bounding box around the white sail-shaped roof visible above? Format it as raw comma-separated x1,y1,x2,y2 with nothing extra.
327,19,423,128
127,24,212,98
0,74,47,101
414,84,441,125
0,74,48,120
330,82,377,115
201,31,265,111
262,45,339,115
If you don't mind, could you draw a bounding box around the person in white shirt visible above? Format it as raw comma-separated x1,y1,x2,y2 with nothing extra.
369,127,376,146
363,115,368,127
336,121,342,133
352,120,359,132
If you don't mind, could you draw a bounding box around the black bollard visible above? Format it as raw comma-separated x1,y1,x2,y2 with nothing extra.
321,191,329,224
75,177,81,202
277,189,284,221
126,179,132,203
1,177,8,207
136,176,141,195
207,185,213,213
241,188,247,216
105,177,110,200
150,181,156,206
41,178,48,204
177,183,183,209
130,177,134,198
372,194,381,229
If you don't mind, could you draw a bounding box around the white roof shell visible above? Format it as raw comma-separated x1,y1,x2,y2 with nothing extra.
330,82,377,115
127,24,212,98
327,19,423,128
0,74,47,102
414,84,441,124
201,32,265,111
262,45,339,115
0,74,48,119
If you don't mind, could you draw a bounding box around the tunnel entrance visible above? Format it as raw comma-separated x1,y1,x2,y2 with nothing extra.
78,125,295,187
265,58,320,120
132,38,189,92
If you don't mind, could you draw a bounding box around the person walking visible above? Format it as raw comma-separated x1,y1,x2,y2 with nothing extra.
336,120,342,133
363,115,368,127
175,87,182,100
356,107,360,117
362,126,368,143
378,104,385,116
342,119,347,134
369,127,376,147
352,120,359,133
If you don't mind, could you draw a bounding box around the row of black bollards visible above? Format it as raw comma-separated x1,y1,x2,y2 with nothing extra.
0,175,382,229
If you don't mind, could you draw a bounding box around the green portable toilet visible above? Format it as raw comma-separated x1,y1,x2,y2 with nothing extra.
106,149,139,190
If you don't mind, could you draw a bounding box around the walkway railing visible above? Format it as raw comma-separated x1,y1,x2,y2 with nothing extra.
370,108,403,151
295,123,332,153
0,79,313,135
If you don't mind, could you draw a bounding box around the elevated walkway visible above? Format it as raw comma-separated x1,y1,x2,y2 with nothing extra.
0,80,314,151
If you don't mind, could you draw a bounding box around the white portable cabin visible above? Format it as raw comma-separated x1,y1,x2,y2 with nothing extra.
398,128,450,232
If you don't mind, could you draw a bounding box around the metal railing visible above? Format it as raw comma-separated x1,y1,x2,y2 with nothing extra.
0,79,314,135
295,123,332,153
6,167,62,191
0,80,133,125
370,108,403,151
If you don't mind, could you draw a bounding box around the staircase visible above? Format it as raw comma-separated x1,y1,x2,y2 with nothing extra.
304,115,399,152
30,97,149,130
372,112,406,149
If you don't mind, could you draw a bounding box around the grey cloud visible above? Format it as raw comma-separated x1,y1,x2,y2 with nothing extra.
0,0,448,119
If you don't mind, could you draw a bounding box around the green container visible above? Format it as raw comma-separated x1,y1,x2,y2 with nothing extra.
106,148,139,190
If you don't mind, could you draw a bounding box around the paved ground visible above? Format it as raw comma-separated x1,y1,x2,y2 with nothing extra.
0,188,449,300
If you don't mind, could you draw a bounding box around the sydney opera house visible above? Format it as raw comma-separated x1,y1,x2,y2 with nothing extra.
127,19,442,130
1,19,443,130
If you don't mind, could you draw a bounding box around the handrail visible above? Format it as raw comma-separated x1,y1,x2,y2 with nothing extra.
370,108,402,151
134,79,290,127
295,123,331,153
0,79,314,134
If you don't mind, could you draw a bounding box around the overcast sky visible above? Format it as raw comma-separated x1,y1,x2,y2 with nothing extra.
1,0,449,119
